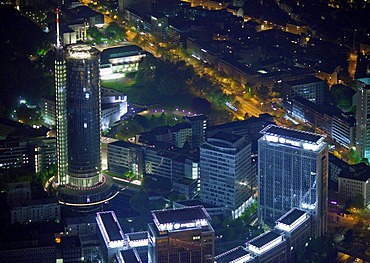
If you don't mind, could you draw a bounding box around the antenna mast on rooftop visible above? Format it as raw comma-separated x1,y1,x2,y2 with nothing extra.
56,8,61,47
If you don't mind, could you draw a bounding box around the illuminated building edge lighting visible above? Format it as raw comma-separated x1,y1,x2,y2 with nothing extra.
275,213,308,233
58,190,119,207
96,211,125,249
248,235,284,255
151,206,210,232
215,246,253,263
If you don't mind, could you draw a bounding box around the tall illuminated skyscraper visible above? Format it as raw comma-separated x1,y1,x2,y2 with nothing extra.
64,44,102,188
55,9,68,186
356,78,370,159
200,132,253,219
54,11,116,206
258,124,328,237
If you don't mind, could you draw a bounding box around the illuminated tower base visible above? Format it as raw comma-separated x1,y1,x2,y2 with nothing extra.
56,175,118,208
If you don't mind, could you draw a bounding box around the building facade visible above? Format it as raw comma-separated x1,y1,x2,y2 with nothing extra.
200,131,253,218
107,140,144,178
11,198,61,224
283,76,326,111
55,43,116,206
258,124,328,237
184,115,208,148
101,87,128,131
338,163,370,207
64,44,102,188
54,14,68,186
148,206,214,263
356,78,370,159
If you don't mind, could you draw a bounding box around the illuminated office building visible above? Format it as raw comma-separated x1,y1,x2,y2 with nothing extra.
64,44,102,188
200,131,253,219
148,206,215,263
55,9,68,185
258,124,328,237
356,78,370,158
54,12,116,206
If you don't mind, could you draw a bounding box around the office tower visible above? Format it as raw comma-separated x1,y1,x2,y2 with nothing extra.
64,44,102,188
54,12,116,206
356,78,370,158
258,124,328,237
148,206,215,263
55,9,68,185
200,131,253,218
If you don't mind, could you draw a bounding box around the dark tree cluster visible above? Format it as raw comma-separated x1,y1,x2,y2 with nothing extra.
135,55,189,97
0,6,53,117
87,22,127,44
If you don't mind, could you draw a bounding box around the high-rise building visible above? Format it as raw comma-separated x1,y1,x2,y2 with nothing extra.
54,11,116,206
64,44,102,188
55,9,68,186
356,78,370,158
258,124,328,237
200,131,253,218
148,206,215,263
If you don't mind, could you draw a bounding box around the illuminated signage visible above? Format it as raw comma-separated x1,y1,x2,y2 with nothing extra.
265,134,321,150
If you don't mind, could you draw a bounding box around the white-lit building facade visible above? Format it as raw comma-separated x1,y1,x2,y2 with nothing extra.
200,131,253,218
101,87,128,131
148,206,215,263
107,140,144,178
258,124,328,237
100,45,146,80
356,78,370,159
215,208,312,263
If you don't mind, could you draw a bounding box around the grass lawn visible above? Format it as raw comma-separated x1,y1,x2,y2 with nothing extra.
102,77,202,108
102,77,135,91
102,75,233,123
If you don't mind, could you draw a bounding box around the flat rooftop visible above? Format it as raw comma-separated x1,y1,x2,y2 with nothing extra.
215,246,252,263
184,114,208,122
209,131,243,144
276,208,306,226
100,212,123,241
339,162,370,182
109,140,142,149
152,206,210,225
249,231,281,248
261,124,324,144
174,177,197,185
101,45,144,64
126,231,148,241
65,215,96,225
285,75,323,86
118,249,141,263
175,199,220,209
358,78,370,86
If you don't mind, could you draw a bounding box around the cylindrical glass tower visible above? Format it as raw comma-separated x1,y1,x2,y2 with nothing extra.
65,44,102,188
